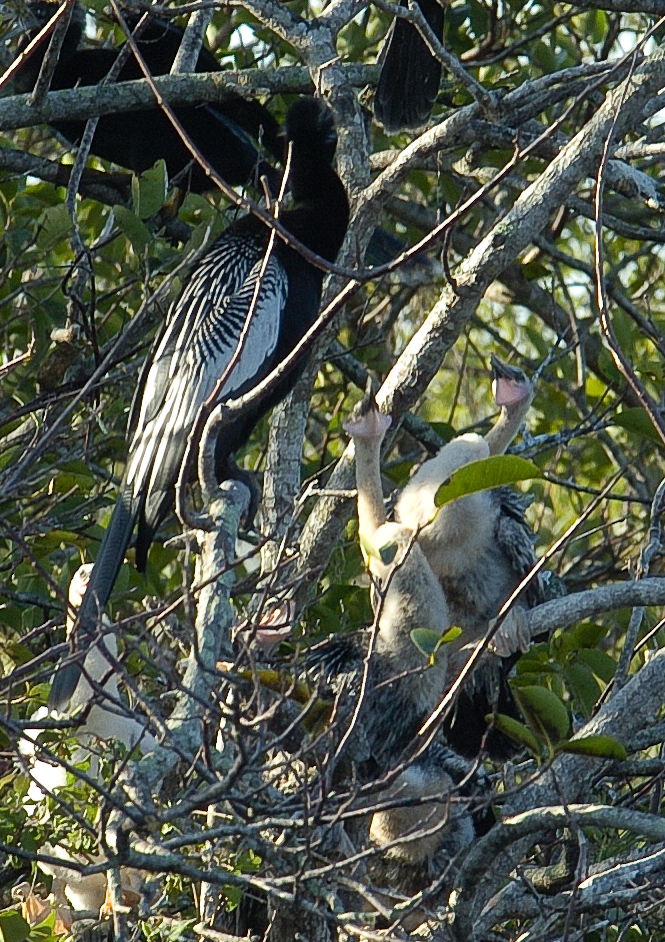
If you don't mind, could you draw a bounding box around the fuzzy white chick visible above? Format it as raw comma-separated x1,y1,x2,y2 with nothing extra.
394,357,539,651
394,358,563,758
307,389,451,768
367,745,483,928
37,844,143,923
20,565,155,805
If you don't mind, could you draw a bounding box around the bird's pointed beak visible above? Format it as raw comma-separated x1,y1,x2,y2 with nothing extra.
490,355,533,408
343,379,392,439
491,354,518,383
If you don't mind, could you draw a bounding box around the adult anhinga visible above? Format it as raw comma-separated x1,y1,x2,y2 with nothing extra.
307,389,451,770
373,0,446,134
8,1,283,191
49,97,349,711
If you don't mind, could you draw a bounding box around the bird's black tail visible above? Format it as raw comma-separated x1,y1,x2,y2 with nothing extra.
48,487,139,711
374,0,445,134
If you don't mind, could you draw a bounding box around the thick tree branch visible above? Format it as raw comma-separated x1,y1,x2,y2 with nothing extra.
0,65,378,132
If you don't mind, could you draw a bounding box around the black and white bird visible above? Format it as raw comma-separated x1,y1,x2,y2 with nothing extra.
7,1,283,192
373,0,446,134
49,97,349,710
395,356,562,758
306,389,451,772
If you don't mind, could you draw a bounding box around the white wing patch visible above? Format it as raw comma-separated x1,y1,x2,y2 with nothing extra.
125,237,289,497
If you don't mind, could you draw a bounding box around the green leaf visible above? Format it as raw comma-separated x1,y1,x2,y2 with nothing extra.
515,654,558,675
114,205,150,255
164,918,197,942
557,735,627,761
513,685,570,745
411,628,442,657
564,662,601,718
614,408,665,449
359,531,397,565
29,926,54,941
434,455,541,508
569,622,608,650
577,648,616,684
4,642,35,667
521,259,550,281
411,626,461,663
131,161,168,219
427,422,456,443
36,203,72,250
0,910,31,942
489,713,541,756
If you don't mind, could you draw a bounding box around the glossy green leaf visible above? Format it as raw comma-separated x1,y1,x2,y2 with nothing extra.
434,455,541,508
515,655,558,675
557,735,627,761
4,642,34,667
132,161,168,219
0,911,31,942
411,626,461,663
36,203,72,249
564,662,602,718
569,622,608,650
614,408,665,449
411,628,442,657
521,259,550,281
513,685,570,745
114,205,150,255
359,531,397,565
577,648,616,684
489,713,541,756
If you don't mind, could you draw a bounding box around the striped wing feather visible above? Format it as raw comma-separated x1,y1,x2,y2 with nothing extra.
126,234,288,506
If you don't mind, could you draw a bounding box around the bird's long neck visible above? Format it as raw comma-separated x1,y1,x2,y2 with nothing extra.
484,399,530,455
353,436,387,536
283,161,349,262
61,4,85,59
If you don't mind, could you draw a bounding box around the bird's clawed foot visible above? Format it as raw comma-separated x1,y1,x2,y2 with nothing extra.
489,605,531,657
219,458,262,529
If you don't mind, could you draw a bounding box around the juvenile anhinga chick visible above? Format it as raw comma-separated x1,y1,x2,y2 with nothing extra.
394,357,554,758
394,356,539,644
36,843,143,925
368,745,480,904
307,389,450,769
346,395,450,666
49,98,349,710
37,845,108,917
485,355,535,456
